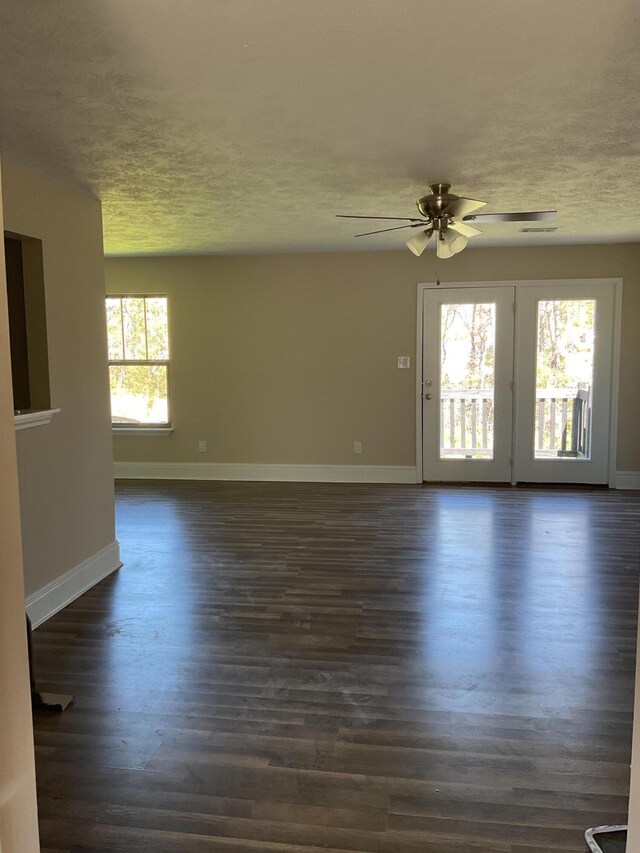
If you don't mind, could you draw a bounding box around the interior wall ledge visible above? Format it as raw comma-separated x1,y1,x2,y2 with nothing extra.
14,408,61,431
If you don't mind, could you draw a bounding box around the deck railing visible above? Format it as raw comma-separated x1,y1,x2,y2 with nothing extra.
440,389,494,458
439,385,591,459
535,385,590,457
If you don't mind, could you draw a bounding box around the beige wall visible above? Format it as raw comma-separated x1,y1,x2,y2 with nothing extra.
0,161,40,852
628,597,640,848
107,244,640,473
2,160,116,597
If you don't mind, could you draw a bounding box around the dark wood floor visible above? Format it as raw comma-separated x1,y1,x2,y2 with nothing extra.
32,481,640,852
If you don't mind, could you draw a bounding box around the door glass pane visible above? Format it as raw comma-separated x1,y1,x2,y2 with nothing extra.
440,303,495,460
534,299,595,460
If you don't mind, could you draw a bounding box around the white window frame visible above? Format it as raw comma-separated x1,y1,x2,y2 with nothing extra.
107,294,171,431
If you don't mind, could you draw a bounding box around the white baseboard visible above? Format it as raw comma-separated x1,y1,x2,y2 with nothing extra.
113,461,418,484
26,540,122,628
113,462,640,489
615,471,640,490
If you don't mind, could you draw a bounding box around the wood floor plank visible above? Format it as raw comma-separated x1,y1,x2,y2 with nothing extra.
32,481,640,852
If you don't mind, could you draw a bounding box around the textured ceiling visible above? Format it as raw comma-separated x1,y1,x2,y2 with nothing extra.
1,0,640,256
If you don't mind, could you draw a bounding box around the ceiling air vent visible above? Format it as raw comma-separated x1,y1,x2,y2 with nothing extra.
519,226,558,232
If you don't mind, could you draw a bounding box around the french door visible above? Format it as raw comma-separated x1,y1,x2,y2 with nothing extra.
422,286,515,482
421,281,617,484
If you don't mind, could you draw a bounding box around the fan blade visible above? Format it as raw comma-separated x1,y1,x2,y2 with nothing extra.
446,197,487,218
463,210,557,223
449,221,482,238
337,214,426,222
354,224,421,237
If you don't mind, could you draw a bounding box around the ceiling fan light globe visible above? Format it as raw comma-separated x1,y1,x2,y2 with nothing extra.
436,236,454,259
450,234,468,254
406,229,432,256
441,228,467,256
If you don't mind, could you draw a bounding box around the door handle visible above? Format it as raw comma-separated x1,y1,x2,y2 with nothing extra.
424,393,433,400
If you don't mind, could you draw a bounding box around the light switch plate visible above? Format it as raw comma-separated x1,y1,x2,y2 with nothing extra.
397,356,410,369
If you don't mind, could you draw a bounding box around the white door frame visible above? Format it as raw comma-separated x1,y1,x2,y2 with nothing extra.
415,278,623,487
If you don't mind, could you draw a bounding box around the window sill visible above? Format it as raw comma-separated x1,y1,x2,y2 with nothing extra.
112,427,174,435
15,408,61,431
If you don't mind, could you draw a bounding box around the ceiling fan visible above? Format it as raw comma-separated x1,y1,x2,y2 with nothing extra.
337,183,557,258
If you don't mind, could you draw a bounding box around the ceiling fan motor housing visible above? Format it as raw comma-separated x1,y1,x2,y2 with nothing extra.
416,183,460,219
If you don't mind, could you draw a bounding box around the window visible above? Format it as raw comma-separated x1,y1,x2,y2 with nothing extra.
106,295,170,427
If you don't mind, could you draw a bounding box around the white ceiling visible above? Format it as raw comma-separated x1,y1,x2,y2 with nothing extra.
1,0,640,256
